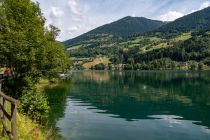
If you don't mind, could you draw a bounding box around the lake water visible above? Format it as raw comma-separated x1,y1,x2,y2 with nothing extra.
46,71,210,140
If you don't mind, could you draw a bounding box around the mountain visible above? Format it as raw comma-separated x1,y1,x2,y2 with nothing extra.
63,17,165,47
157,7,210,34
64,7,210,70
87,16,165,37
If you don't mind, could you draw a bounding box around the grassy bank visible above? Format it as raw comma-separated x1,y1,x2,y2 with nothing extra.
37,79,59,89
0,79,58,140
0,108,50,140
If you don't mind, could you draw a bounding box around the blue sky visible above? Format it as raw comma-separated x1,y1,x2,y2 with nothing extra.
32,0,210,41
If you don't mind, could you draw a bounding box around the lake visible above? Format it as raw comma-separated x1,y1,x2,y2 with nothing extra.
46,71,210,140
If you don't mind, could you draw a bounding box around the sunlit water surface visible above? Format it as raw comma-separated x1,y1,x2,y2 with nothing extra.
46,71,210,140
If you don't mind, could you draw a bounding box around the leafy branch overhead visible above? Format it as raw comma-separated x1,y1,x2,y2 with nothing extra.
0,0,71,96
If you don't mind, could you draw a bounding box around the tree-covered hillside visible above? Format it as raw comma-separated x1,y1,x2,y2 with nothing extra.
88,16,165,37
63,17,165,47
157,7,210,34
63,7,210,70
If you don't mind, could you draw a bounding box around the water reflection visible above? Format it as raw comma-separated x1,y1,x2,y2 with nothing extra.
51,71,210,140
69,71,210,125
44,80,72,139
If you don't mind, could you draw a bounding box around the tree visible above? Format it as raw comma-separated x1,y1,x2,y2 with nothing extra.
181,48,185,61
92,63,106,70
48,25,61,40
198,62,204,70
0,0,71,97
190,62,197,70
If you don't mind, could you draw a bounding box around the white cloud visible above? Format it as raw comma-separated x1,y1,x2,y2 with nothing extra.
34,0,210,41
50,6,64,18
68,26,79,33
158,11,184,21
200,1,210,10
158,1,210,21
49,6,64,27
190,1,210,13
68,0,80,15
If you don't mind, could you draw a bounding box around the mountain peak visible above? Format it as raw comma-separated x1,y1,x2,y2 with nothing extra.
63,16,165,47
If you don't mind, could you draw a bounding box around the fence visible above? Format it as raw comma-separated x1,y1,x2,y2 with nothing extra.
0,80,18,140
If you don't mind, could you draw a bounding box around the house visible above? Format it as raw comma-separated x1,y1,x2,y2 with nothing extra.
0,68,12,79
4,68,12,76
0,72,4,79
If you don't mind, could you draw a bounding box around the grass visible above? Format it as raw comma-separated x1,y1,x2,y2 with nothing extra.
66,44,82,50
139,33,192,53
36,78,61,90
149,36,162,41
0,104,50,140
156,42,168,48
71,57,91,61
83,57,110,69
0,68,6,72
0,79,60,140
174,32,191,42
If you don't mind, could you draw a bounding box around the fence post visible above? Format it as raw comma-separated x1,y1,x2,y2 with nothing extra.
11,104,17,140
1,98,6,136
0,80,18,140
0,83,2,136
0,81,4,136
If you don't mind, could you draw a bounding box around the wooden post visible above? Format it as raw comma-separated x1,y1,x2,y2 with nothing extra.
0,80,18,140
0,82,1,117
0,96,2,133
1,98,6,136
11,104,17,140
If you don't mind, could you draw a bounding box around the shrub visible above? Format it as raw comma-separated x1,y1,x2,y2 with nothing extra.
20,87,49,123
198,62,204,70
189,62,198,70
124,64,133,70
93,63,106,70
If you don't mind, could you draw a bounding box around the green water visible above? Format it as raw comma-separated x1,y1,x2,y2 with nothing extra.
46,71,210,140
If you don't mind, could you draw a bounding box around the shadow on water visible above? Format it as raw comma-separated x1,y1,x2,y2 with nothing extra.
44,80,72,139
69,71,210,127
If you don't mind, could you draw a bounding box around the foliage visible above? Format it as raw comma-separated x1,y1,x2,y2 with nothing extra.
189,61,198,70
63,7,210,71
132,58,176,70
91,63,106,70
157,7,210,35
134,34,210,65
0,109,49,140
20,86,49,122
198,62,205,70
73,63,85,70
63,16,165,47
0,0,71,96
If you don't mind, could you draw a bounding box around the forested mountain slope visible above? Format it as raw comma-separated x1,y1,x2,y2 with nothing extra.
63,17,165,47
157,7,210,34
63,7,210,70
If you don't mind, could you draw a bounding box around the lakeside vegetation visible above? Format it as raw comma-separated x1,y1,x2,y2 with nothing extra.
0,0,71,139
0,0,210,139
0,110,49,140
0,79,70,140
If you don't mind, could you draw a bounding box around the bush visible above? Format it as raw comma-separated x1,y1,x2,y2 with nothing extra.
74,64,85,70
189,62,198,70
93,63,106,70
20,87,49,123
124,64,133,70
198,62,204,70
